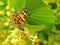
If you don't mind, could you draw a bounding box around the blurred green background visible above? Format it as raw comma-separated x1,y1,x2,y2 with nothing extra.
0,0,60,45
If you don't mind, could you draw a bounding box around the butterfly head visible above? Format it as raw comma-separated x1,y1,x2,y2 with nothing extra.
22,8,28,13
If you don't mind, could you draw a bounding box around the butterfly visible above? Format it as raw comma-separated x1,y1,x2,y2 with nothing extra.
11,8,27,31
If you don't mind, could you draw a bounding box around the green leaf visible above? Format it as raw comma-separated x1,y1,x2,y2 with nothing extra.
25,23,46,34
26,7,54,25
26,7,54,33
25,0,48,11
8,0,27,11
9,0,55,33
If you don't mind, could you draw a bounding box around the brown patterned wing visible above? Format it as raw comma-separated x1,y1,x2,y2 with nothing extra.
11,11,26,31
